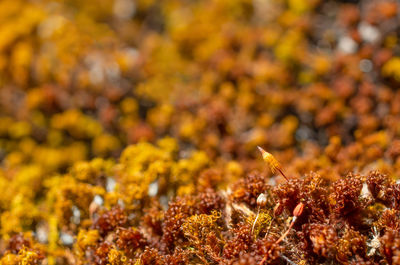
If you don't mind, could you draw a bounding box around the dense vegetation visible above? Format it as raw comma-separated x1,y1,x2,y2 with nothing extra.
1,0,400,264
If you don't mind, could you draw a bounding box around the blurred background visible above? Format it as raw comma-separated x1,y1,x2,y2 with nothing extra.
0,0,400,178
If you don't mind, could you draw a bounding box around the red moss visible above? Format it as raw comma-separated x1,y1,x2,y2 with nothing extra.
161,197,193,251
93,207,128,236
232,172,271,207
7,233,32,254
116,227,147,257
329,173,364,216
223,223,253,259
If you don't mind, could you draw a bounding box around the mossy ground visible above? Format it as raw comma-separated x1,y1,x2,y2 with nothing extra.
1,0,400,264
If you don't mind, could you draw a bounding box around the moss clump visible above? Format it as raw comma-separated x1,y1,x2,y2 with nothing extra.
1,141,400,264
1,0,400,264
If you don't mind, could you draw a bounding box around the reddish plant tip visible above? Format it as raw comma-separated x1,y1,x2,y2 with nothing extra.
293,202,304,217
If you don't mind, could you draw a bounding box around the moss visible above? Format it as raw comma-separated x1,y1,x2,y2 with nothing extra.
0,0,400,264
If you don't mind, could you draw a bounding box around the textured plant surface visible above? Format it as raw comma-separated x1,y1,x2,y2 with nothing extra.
1,0,400,264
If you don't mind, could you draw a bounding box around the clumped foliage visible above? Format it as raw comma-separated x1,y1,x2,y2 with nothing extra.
1,0,400,264
2,140,400,264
